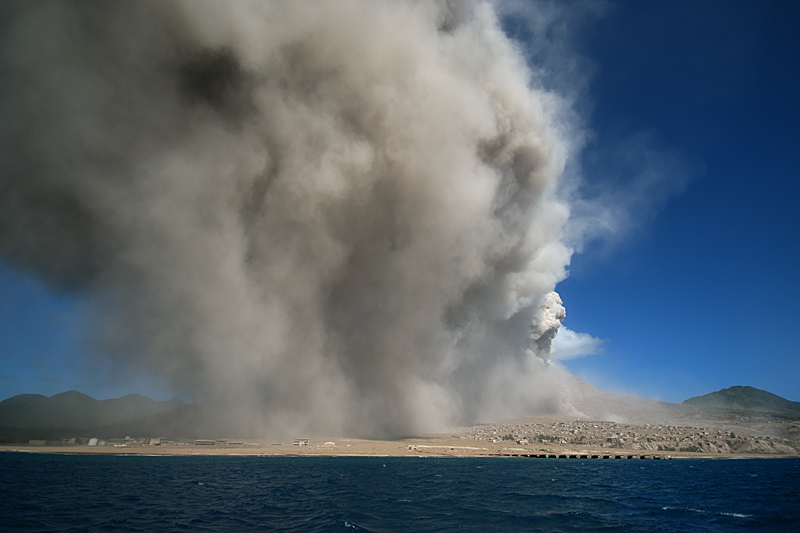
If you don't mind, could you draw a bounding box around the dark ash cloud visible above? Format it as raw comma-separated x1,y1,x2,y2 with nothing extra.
0,0,585,437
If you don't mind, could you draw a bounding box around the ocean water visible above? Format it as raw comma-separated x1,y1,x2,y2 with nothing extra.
1,453,798,532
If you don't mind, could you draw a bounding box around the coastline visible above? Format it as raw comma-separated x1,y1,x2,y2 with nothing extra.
5,410,798,460
3,437,797,460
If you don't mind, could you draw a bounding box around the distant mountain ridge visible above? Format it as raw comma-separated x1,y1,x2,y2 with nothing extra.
683,386,800,414
3,385,798,444
0,390,186,432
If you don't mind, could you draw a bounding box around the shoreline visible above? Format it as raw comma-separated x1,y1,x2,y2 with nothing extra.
3,438,797,460
5,412,797,460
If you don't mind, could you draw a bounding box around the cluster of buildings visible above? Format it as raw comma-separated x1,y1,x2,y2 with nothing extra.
27,436,251,447
459,419,797,455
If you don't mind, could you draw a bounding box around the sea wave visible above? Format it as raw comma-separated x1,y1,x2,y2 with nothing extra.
0,454,796,532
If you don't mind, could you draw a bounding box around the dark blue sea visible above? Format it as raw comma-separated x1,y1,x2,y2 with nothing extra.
1,453,798,532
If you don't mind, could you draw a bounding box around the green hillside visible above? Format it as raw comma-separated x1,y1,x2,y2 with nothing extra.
683,386,800,414
0,390,186,431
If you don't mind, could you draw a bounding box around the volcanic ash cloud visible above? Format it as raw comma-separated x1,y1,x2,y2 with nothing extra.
0,0,579,437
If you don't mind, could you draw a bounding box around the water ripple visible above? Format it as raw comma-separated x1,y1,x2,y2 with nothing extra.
0,454,797,532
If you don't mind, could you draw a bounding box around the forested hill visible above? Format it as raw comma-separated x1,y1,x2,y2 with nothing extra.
0,390,185,431
683,386,800,414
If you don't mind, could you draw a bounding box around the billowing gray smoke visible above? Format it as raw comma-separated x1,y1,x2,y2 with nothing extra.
0,0,579,437
529,292,566,362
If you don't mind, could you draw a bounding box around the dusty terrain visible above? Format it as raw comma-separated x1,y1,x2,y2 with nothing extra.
4,381,798,459
3,415,797,459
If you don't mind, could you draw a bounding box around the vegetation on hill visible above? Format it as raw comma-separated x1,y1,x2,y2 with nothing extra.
683,386,800,414
0,390,186,431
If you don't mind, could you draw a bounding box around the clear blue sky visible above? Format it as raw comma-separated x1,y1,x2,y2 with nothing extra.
1,1,798,403
555,0,800,402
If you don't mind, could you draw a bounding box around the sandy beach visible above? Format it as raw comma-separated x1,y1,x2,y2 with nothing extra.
3,433,796,460
4,402,798,460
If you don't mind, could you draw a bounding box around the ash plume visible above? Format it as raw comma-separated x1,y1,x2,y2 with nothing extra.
0,0,583,437
529,291,566,362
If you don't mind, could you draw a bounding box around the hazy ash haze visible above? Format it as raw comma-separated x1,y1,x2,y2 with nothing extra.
0,0,607,438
